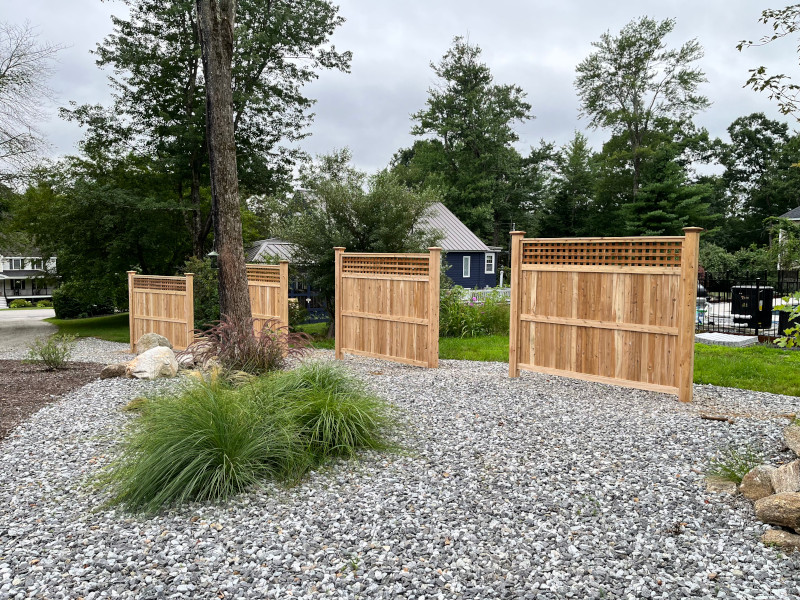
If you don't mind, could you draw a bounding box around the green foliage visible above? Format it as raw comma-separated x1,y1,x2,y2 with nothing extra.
36,299,52,308
776,292,800,348
440,287,510,338
699,243,739,274
108,362,394,512
52,279,116,319
248,362,392,461
707,445,764,484
282,150,442,321
46,313,130,344
183,256,219,329
401,37,534,245
107,380,306,512
9,299,32,308
288,300,308,331
24,334,76,370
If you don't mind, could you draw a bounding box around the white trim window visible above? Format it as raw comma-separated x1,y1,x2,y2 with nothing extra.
462,255,471,278
485,253,495,274
10,258,22,270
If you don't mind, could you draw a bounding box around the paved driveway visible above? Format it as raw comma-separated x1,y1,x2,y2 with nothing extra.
0,308,57,357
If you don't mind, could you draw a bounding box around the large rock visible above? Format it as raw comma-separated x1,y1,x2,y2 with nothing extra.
100,362,129,379
786,424,800,456
740,465,776,502
770,460,800,494
126,347,179,380
762,529,800,552
755,493,800,532
135,332,172,355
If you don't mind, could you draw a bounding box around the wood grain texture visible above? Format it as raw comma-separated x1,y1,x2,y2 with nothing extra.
335,249,440,368
510,232,700,400
129,273,192,350
246,263,288,333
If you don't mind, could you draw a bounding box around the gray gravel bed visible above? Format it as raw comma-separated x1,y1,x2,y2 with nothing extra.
0,337,134,365
1,349,799,599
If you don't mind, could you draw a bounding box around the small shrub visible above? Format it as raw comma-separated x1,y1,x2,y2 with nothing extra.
9,299,33,308
182,257,219,330
24,334,77,370
776,292,800,348
707,445,763,484
36,299,53,308
288,300,308,331
107,381,306,512
439,286,509,338
248,362,392,462
186,315,310,375
52,280,116,319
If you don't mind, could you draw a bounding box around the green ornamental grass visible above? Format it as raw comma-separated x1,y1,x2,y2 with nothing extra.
107,362,392,512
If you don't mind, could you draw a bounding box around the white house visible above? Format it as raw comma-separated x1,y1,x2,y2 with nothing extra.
0,249,57,308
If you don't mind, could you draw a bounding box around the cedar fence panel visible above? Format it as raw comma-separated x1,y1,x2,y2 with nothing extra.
508,228,701,402
128,271,194,351
334,247,440,368
247,261,289,332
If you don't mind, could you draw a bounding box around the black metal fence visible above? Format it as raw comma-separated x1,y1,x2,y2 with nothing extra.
697,271,800,338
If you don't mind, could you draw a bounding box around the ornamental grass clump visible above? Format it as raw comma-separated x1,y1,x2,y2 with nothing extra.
107,362,394,512
107,381,306,513
186,315,310,375
247,362,393,462
707,445,764,484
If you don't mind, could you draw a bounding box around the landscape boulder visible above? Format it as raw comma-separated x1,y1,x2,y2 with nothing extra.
755,493,800,532
785,424,800,456
740,465,776,502
770,460,800,494
135,332,172,355
762,529,800,552
100,362,129,379
126,347,179,380
705,477,738,495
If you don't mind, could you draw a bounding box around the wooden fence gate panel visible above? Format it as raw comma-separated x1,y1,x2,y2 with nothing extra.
247,262,289,332
128,272,194,351
334,248,440,368
509,228,701,402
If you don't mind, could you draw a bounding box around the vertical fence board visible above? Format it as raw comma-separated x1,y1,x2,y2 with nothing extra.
246,262,289,333
509,229,701,401
127,272,192,350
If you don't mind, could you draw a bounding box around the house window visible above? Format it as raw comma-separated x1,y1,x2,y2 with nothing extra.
31,259,43,270
462,256,471,278
10,258,22,270
485,253,495,274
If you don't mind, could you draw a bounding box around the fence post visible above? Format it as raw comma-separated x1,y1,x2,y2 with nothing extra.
279,260,289,330
184,272,194,349
677,227,702,403
428,247,441,368
508,231,526,378
334,247,345,360
127,271,137,353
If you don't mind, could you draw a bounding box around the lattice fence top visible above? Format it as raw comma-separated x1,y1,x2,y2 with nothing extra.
342,254,430,277
132,276,186,291
246,264,281,283
521,237,683,268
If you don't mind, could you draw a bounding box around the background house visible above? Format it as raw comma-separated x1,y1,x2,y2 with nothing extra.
0,249,57,308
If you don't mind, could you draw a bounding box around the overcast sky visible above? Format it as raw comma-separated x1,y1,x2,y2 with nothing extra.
4,1,798,174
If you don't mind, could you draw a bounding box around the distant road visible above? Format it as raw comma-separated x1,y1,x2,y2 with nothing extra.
0,309,57,357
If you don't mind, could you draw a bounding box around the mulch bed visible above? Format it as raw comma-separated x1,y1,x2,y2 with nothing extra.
0,360,101,441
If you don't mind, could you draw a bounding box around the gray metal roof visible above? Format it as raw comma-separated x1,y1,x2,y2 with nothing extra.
780,206,800,220
246,202,494,263
422,202,492,253
246,238,296,262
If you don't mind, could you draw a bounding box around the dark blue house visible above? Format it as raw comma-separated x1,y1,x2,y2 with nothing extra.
424,202,499,289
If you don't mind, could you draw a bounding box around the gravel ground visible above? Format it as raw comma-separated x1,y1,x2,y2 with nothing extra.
0,337,134,365
1,342,800,599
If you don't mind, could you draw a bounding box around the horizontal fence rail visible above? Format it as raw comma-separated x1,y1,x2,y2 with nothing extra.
247,262,289,332
128,271,194,351
335,248,441,368
509,229,701,402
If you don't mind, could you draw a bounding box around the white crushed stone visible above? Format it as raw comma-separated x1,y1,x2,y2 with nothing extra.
1,336,134,365
1,341,799,599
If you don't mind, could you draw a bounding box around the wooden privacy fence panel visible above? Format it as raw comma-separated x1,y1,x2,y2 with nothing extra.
508,228,701,402
247,261,289,332
335,247,441,368
128,271,194,351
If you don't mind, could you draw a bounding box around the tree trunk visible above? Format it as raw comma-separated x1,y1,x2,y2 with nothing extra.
196,0,252,325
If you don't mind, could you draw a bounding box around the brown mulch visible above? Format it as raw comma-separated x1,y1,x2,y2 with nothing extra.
0,360,101,441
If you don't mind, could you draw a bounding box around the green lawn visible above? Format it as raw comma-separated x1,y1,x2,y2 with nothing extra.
1,305,51,310
45,313,130,344
439,335,509,362
296,322,335,349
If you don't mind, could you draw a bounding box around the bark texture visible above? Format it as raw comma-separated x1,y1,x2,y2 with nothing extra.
196,0,252,325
